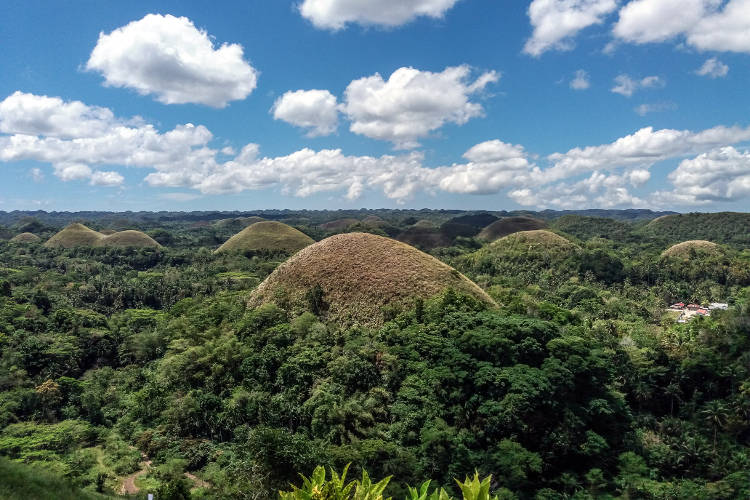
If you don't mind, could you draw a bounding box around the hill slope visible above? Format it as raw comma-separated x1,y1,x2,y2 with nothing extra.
215,221,314,254
248,232,496,326
0,457,112,500
44,223,103,248
643,212,750,247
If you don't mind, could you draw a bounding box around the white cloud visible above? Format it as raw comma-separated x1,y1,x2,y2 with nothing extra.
545,124,750,181
342,65,498,149
53,163,92,181
613,0,750,54
29,167,44,182
271,89,339,137
86,14,258,107
611,74,664,97
90,170,124,187
510,170,647,209
653,146,750,205
688,0,750,53
696,57,729,78
570,69,590,90
298,0,459,30
524,0,618,56
634,101,676,116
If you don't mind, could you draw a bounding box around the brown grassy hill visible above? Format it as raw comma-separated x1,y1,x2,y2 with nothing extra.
478,216,547,242
93,230,162,248
215,221,314,254
362,215,385,226
661,240,724,259
44,223,104,248
248,232,496,326
320,218,360,232
99,229,117,235
9,232,41,244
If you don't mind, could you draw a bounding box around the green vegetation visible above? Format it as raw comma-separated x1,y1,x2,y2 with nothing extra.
641,212,750,246
215,221,315,254
1,208,750,499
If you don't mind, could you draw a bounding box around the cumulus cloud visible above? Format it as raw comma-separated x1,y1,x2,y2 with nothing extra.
570,69,591,90
696,57,729,78
342,65,498,149
524,0,617,56
510,170,647,209
653,146,750,205
271,89,339,137
613,0,750,54
298,0,459,30
543,124,750,183
611,74,664,97
86,14,258,107
90,170,124,187
29,167,44,183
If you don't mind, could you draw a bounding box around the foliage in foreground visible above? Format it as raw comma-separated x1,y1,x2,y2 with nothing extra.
280,465,502,500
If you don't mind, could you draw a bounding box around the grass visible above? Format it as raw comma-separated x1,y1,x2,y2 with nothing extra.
43,223,104,248
491,230,577,251
661,240,724,259
478,216,547,242
93,230,162,248
0,457,113,500
249,232,496,327
215,221,314,254
9,232,41,243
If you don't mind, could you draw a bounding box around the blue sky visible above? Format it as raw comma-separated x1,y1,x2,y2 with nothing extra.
1,0,750,212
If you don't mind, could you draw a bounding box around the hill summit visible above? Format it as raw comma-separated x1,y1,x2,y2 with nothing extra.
44,223,104,248
248,232,496,326
661,240,724,259
215,221,314,254
9,232,41,244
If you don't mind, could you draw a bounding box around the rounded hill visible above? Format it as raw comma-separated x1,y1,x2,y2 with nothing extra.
661,240,724,259
248,232,496,326
93,230,162,248
478,216,547,242
215,221,314,254
643,212,750,247
44,223,103,248
10,232,41,244
491,230,578,254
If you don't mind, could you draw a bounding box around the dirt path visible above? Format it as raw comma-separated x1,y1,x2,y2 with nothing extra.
119,452,210,495
119,454,151,495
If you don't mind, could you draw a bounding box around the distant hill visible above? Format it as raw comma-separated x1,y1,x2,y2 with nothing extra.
320,218,360,232
249,232,496,326
9,232,41,244
642,212,750,247
93,230,162,248
479,216,547,242
661,240,725,259
551,215,634,242
215,221,314,254
396,225,453,251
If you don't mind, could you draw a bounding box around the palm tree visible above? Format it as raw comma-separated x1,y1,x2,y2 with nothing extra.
700,400,729,454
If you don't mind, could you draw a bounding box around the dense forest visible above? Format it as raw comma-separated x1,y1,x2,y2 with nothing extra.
0,209,749,499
